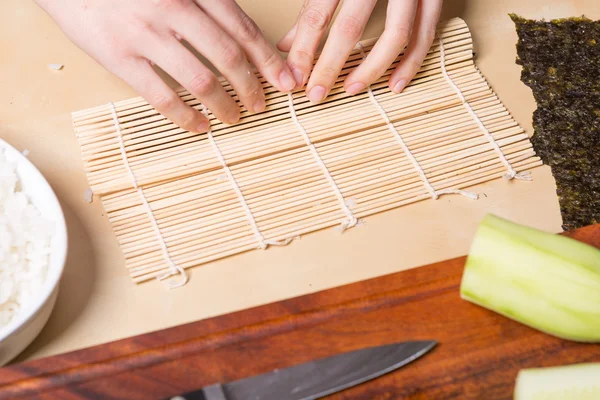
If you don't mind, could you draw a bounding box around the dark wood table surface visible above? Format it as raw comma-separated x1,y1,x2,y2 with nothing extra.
1,224,599,400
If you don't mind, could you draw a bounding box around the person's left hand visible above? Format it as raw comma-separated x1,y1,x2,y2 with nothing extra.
277,0,443,103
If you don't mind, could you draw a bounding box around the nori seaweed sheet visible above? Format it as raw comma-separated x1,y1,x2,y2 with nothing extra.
511,14,600,230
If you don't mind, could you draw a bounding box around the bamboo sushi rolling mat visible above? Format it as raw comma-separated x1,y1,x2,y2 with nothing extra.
72,17,542,287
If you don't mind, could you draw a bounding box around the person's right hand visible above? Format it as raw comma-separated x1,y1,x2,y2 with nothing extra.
35,0,297,132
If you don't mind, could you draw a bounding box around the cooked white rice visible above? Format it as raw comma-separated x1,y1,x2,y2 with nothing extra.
0,149,54,332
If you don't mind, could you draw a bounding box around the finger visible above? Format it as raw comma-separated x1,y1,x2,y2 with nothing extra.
119,59,210,133
306,0,376,103
144,36,240,125
170,4,264,116
389,0,443,93
285,0,340,88
197,0,296,92
344,0,417,95
277,22,298,52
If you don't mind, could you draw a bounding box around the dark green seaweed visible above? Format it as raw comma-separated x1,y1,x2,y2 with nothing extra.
511,14,600,230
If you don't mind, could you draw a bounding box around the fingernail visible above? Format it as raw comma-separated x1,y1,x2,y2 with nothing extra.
393,79,407,94
252,97,266,113
292,67,305,88
307,85,326,104
196,120,209,133
346,82,366,95
279,70,296,92
225,113,240,125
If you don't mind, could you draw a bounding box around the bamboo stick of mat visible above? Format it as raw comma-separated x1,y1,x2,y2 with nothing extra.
73,17,541,286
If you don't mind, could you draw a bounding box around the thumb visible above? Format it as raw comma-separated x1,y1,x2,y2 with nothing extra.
277,22,298,52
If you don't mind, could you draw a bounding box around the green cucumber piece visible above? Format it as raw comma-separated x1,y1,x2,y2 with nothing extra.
515,363,600,400
460,214,600,342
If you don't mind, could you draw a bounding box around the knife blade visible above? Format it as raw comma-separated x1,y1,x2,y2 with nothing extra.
166,340,436,400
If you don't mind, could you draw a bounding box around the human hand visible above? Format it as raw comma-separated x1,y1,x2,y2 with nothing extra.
35,0,297,132
277,0,443,103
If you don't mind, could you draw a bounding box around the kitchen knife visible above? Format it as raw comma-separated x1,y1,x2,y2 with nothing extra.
165,340,436,400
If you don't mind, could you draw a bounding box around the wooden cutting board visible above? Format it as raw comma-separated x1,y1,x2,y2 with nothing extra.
1,224,599,400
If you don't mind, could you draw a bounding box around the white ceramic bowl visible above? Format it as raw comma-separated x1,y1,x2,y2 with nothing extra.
0,139,68,366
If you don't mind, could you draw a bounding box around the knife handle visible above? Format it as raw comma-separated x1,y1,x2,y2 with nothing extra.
165,383,228,400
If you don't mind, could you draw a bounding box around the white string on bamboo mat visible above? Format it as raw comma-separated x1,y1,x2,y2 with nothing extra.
201,105,295,249
108,102,188,289
438,38,532,181
287,93,359,230
355,43,478,201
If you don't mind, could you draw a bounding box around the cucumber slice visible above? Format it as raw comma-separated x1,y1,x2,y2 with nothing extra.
460,214,600,342
515,363,600,400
